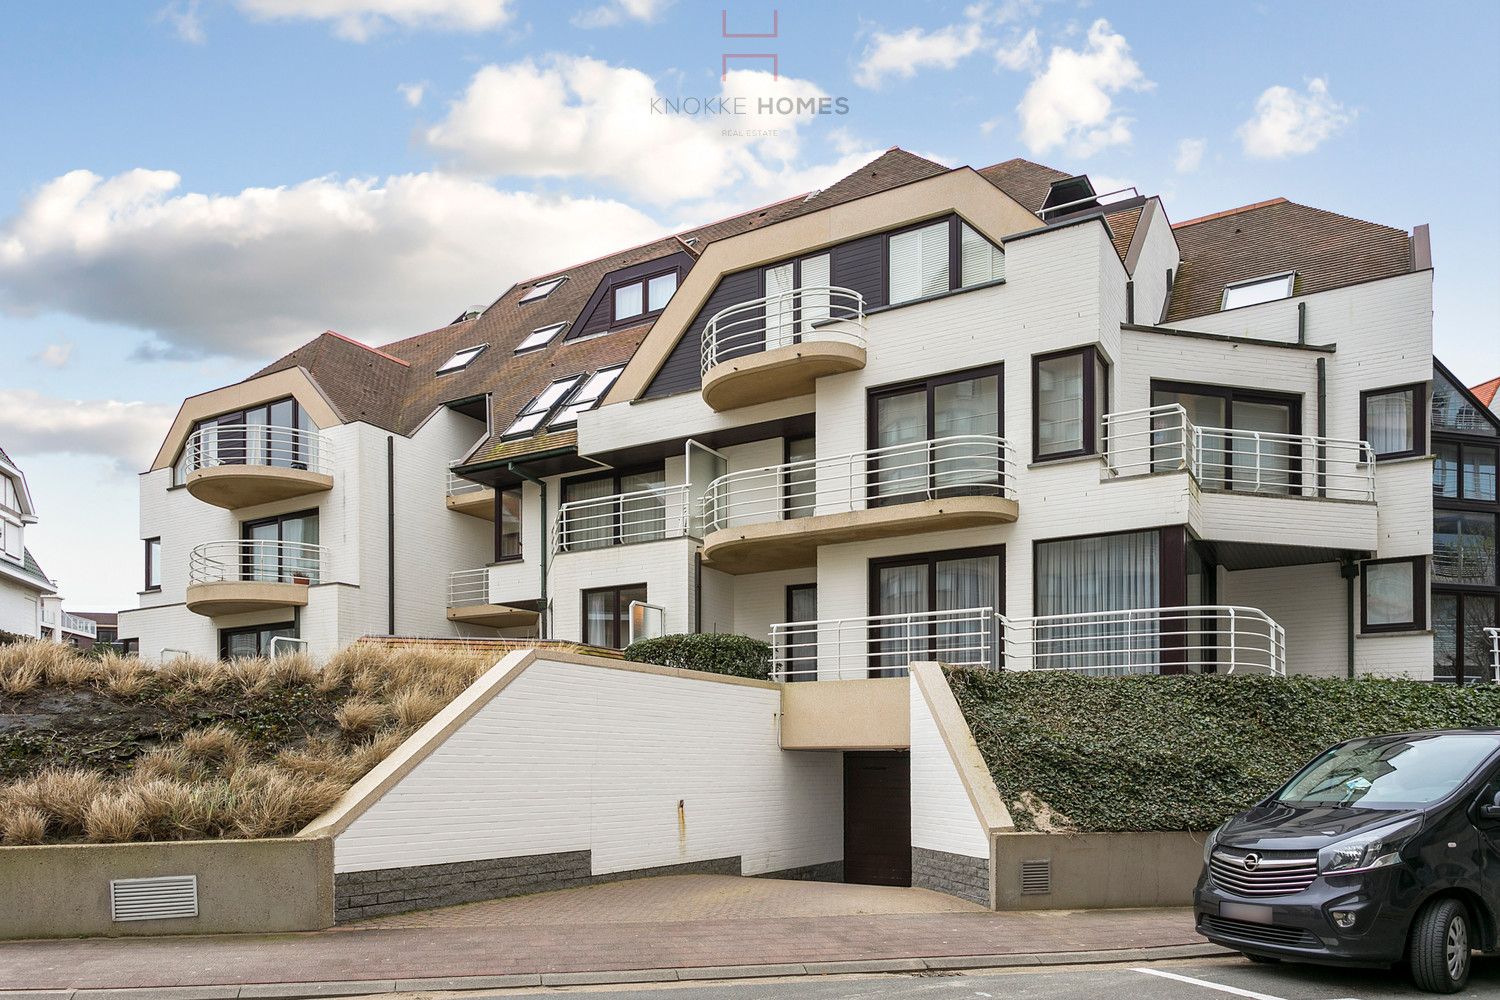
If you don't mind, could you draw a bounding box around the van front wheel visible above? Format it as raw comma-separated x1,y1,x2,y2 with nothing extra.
1409,897,1471,994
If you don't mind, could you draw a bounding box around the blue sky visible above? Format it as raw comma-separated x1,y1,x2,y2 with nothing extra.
1,0,1496,612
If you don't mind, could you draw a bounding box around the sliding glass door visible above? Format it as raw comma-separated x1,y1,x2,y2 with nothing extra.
1034,530,1160,674
1152,382,1300,494
868,366,1003,506
869,547,1001,676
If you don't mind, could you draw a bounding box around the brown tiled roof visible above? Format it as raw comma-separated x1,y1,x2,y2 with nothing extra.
775,148,949,221
1104,204,1143,262
976,158,1071,212
1472,377,1500,407
252,329,415,432
1166,199,1413,322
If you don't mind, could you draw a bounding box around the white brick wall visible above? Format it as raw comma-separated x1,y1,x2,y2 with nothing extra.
0,579,40,637
909,680,988,859
333,656,843,876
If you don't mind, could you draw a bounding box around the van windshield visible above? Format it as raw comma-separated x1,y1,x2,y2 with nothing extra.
1277,734,1499,810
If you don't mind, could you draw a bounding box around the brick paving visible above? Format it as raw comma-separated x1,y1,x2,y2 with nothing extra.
0,875,1206,991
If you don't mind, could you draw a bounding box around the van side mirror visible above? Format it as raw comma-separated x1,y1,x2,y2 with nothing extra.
1482,804,1500,821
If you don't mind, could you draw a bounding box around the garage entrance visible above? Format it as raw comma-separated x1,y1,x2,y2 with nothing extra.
843,750,911,886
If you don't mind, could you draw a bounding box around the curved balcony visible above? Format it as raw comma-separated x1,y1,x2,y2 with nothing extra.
186,540,326,617
699,286,866,411
701,435,1018,575
183,426,334,509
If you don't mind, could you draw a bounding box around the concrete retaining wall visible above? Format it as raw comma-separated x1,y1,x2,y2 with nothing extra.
991,830,1207,910
0,836,333,939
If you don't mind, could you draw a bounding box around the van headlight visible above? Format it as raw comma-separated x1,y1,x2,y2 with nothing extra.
1204,822,1228,865
1317,818,1421,875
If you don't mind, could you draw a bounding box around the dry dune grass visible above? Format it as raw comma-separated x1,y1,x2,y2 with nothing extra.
0,640,494,845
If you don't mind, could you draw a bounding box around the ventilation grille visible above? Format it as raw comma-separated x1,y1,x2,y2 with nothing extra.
110,875,198,922
1019,859,1051,895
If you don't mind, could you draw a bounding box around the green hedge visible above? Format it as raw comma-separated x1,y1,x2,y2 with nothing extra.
948,670,1500,833
624,633,771,680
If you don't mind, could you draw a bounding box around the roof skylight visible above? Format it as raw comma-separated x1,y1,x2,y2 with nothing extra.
516,322,566,354
1221,272,1295,310
550,367,624,427
436,344,488,375
519,276,567,303
502,375,585,438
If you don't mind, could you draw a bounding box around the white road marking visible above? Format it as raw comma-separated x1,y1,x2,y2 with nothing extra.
1132,967,1306,1000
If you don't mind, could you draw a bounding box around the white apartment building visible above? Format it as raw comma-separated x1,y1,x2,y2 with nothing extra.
0,444,99,646
121,150,1499,682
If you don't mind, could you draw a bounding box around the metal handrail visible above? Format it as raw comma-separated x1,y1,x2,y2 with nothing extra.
769,607,997,681
1103,404,1376,502
701,285,866,375
447,467,490,498
702,435,1015,536
553,484,692,554
188,539,327,586
60,612,98,637
1000,605,1287,676
1488,627,1500,683
448,567,491,607
183,425,333,477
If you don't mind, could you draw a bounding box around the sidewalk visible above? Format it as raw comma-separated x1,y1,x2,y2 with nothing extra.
0,875,1219,996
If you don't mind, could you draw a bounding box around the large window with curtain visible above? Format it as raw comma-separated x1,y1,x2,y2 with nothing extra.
1033,346,1109,462
560,467,666,550
1034,530,1161,674
1361,384,1425,460
241,510,319,583
886,216,1004,306
1151,381,1300,493
582,584,647,649
176,397,312,484
868,547,1002,676
867,365,1002,506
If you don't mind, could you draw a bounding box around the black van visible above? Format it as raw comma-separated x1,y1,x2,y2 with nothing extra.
1195,729,1500,993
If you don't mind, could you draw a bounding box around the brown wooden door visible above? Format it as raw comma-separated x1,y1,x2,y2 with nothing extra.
843,751,911,886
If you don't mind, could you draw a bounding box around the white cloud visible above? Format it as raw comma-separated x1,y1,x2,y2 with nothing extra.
572,0,673,28
234,0,512,41
1174,137,1205,173
1016,18,1151,157
1238,78,1352,158
32,342,73,368
157,0,205,43
855,21,986,89
398,81,426,107
0,391,175,473
424,57,836,206
0,168,663,360
994,28,1040,71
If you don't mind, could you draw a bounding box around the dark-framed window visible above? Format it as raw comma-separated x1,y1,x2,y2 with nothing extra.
241,510,319,583
560,467,666,550
1432,511,1497,588
612,269,678,325
783,436,816,519
178,396,312,482
219,622,296,660
867,363,1003,505
885,215,1003,305
1434,440,1498,502
868,545,1003,676
1433,591,1498,686
1150,379,1302,492
1360,556,1426,633
1361,383,1427,460
582,583,647,649
782,583,818,682
1034,346,1109,462
495,486,523,562
144,537,162,591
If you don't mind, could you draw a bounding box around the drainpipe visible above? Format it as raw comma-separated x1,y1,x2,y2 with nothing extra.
1340,556,1358,679
387,436,396,636
1316,357,1328,499
508,462,548,639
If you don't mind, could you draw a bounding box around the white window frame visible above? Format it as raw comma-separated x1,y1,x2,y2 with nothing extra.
1221,272,1295,311
435,344,488,375
519,276,567,303
549,367,625,428
502,375,585,438
515,322,566,354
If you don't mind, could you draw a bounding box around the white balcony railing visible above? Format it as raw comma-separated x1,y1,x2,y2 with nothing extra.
448,567,491,608
60,612,97,638
1104,404,1375,502
703,435,1016,535
553,484,692,554
183,425,333,477
1000,606,1286,676
700,286,867,375
447,467,489,498
767,604,1287,681
188,540,327,586
1488,627,1500,683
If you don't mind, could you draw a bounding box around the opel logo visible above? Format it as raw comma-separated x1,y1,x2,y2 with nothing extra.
1242,853,1261,871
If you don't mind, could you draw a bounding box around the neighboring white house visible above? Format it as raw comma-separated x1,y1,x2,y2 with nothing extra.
121,150,1493,682
0,444,56,638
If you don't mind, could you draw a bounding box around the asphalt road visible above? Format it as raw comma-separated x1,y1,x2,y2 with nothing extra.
443,955,1500,999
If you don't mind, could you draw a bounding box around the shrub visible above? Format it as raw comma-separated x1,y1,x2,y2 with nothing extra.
948,670,1500,834
624,633,772,680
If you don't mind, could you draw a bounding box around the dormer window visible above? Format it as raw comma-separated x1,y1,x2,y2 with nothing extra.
550,367,624,427
502,375,584,438
515,322,566,354
519,276,567,303
1221,272,1295,310
612,270,678,324
436,344,488,375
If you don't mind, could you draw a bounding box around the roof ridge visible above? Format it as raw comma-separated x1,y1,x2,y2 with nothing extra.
322,329,411,367
1173,197,1289,229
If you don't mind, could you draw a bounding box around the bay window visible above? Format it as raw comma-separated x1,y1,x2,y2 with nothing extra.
1361,384,1426,460
887,216,1004,305
1360,556,1425,632
1033,346,1108,461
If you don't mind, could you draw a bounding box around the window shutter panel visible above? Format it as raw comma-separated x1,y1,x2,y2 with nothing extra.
920,221,950,297
765,262,795,349
961,223,1005,287
888,229,922,304
799,253,831,331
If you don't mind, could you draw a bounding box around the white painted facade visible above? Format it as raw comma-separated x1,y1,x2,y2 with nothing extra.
909,679,989,860
0,447,55,638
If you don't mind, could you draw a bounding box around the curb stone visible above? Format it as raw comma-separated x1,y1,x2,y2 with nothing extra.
47,943,1232,999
